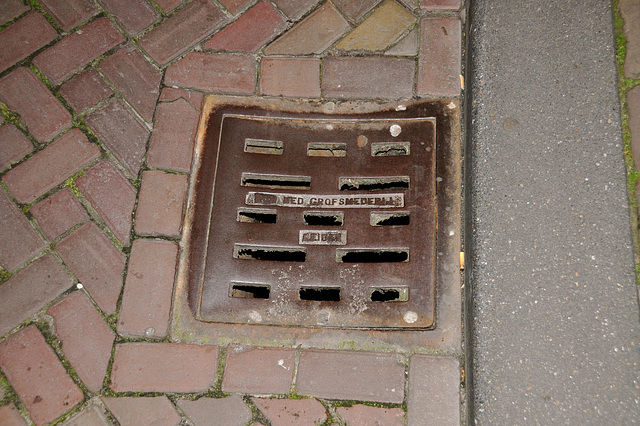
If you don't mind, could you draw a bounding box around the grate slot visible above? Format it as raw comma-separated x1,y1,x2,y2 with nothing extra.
336,248,409,263
303,211,344,226
371,141,411,157
244,138,283,155
339,177,410,191
370,211,410,226
241,173,311,190
230,283,271,299
234,244,306,262
299,286,341,302
237,208,277,224
370,287,409,302
307,142,347,157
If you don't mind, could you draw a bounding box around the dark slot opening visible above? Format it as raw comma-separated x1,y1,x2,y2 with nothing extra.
241,173,311,190
339,177,409,191
337,249,409,263
371,212,410,226
299,287,341,302
230,284,270,299
244,138,283,155
237,208,277,224
234,245,306,262
303,212,344,226
370,288,400,302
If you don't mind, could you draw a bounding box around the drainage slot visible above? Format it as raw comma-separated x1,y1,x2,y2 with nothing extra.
234,244,306,262
303,211,344,226
336,248,409,263
370,287,409,302
237,208,277,224
370,211,410,226
299,286,341,302
241,173,311,190
339,177,410,191
230,283,271,299
371,142,410,156
307,142,347,157
244,138,283,155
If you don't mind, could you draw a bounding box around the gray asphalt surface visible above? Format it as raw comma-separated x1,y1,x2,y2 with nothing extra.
466,0,640,423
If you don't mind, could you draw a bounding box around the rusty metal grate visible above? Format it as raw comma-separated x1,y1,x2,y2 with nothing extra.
187,103,439,330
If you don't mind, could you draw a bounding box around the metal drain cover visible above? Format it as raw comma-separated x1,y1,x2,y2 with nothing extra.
187,101,438,329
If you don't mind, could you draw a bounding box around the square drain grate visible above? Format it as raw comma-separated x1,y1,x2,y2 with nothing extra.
186,99,446,330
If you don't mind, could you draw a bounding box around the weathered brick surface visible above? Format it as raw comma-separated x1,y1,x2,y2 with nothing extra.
621,0,640,78
139,0,226,66
76,160,136,245
336,405,405,425
33,18,124,85
60,69,113,114
118,239,178,338
97,0,159,35
56,222,125,314
0,254,71,337
417,17,461,97
0,0,29,26
2,128,100,204
159,88,204,110
205,1,286,52
102,396,181,426
0,124,32,172
154,0,182,12
178,396,252,426
134,171,188,237
30,188,89,240
0,191,45,272
47,291,115,392
386,28,418,56
99,46,161,122
110,343,219,392
85,99,150,176
252,398,328,425
297,350,405,403
146,98,200,172
273,0,318,20
60,404,110,426
0,13,57,73
165,52,256,93
0,403,27,426
333,0,379,20
39,0,99,31
407,355,459,426
421,0,460,10
628,85,640,168
0,325,84,426
218,0,253,15
260,57,321,97
0,67,72,143
222,346,295,394
322,56,415,99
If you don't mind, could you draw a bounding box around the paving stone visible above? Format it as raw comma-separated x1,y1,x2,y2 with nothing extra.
118,239,178,338
417,17,461,97
407,355,459,426
628,83,640,168
2,128,100,204
0,67,72,143
99,47,161,123
61,404,110,426
336,405,405,425
205,1,286,52
33,18,124,85
264,3,349,55
385,28,418,56
155,0,182,12
0,403,27,426
39,0,99,31
222,345,295,394
146,97,200,172
0,325,84,426
421,0,460,10
76,160,136,245
60,69,113,114
97,0,159,36
134,170,188,238
621,0,640,78
296,350,405,403
85,99,150,176
164,52,257,94
0,0,29,26
159,88,204,110
177,396,252,426
139,0,226,66
0,191,45,272
322,56,414,99
30,188,89,240
0,254,71,337
56,222,125,314
0,124,33,172
273,0,318,20
252,398,328,425
218,0,253,15
260,57,321,97
0,12,57,73
401,0,419,8
110,343,219,392
333,0,380,21
47,291,115,392
102,396,181,426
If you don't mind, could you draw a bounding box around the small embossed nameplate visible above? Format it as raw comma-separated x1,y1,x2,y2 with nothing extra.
299,230,347,245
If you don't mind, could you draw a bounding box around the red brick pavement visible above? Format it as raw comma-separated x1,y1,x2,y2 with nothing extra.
0,1,464,423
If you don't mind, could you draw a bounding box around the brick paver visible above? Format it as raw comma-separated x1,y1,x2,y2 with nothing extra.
134,170,188,237
336,405,405,425
159,88,204,110
0,12,57,73
222,345,295,394
154,0,182,12
76,160,136,245
621,0,640,78
422,0,461,10
0,124,32,172
272,0,318,20
0,0,29,26
407,355,459,425
60,69,114,114
0,325,84,426
118,239,178,338
252,398,328,425
218,0,253,15
628,85,640,167
30,188,89,240
110,343,219,392
97,0,159,36
386,28,418,55
2,128,100,204
0,67,72,143
0,254,71,337
333,0,379,20
0,191,45,272
260,57,321,97
417,17,461,97
55,222,126,314
177,396,253,425
102,396,181,426
60,404,110,426
39,0,99,31
296,350,405,403
0,403,27,426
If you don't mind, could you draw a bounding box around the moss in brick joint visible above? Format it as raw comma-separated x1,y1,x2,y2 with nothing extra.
0,268,12,284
